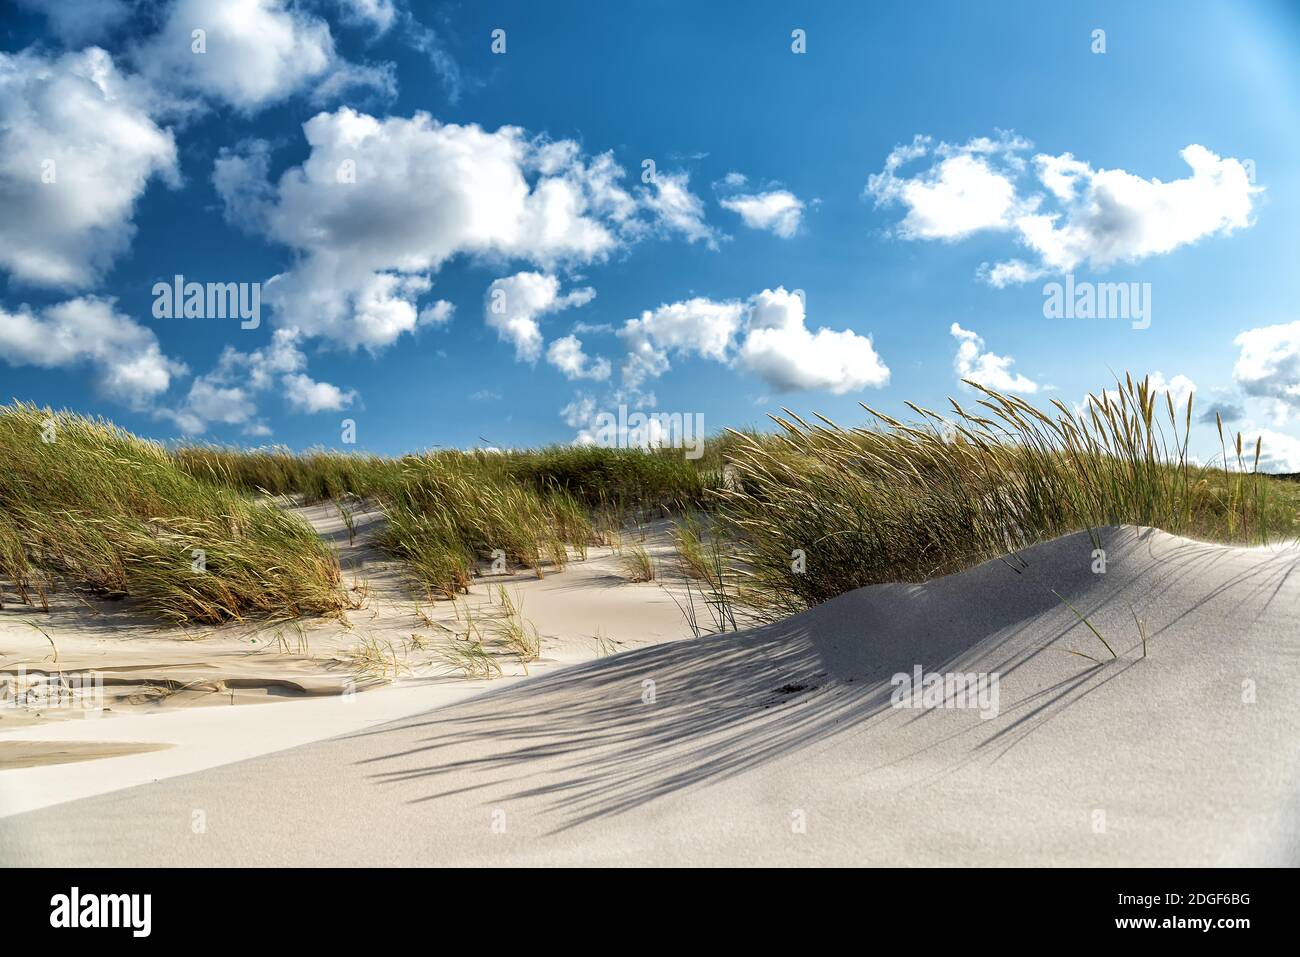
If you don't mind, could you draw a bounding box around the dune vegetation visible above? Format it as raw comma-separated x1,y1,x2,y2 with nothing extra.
716,375,1299,619
2,375,1296,627
0,403,347,624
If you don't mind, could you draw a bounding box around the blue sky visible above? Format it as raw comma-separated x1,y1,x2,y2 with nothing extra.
3,1,1300,466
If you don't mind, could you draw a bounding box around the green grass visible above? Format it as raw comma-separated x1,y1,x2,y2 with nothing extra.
10,373,1295,631
0,403,348,624
714,375,1300,619
619,542,656,582
173,445,399,502
375,453,590,597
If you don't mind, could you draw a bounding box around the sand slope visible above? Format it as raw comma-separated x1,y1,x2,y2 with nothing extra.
0,505,695,815
2,525,1298,866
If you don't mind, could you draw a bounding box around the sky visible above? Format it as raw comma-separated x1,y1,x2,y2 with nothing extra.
3,0,1300,467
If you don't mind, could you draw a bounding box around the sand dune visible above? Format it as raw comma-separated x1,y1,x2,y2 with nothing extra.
0,504,697,816
2,525,1297,866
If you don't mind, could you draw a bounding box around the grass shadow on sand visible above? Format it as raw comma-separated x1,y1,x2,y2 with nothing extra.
346,527,1300,832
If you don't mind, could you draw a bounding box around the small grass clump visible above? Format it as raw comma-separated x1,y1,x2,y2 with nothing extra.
494,586,541,666
0,403,348,624
717,375,1299,620
376,453,591,598
620,542,656,582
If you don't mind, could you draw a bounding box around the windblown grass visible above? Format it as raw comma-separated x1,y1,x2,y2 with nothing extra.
716,375,1299,619
620,542,655,582
174,445,398,502
494,585,541,666
500,445,721,511
0,403,347,624
376,453,592,597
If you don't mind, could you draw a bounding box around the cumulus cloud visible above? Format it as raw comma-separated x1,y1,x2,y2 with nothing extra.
216,111,666,351
137,0,394,113
619,297,745,390
1196,387,1245,426
950,323,1038,394
0,47,179,289
484,272,596,363
1231,320,1300,422
0,296,185,408
867,133,1031,241
737,288,889,393
418,299,454,327
720,190,805,238
868,133,1260,284
284,372,357,413
618,287,888,395
547,335,611,381
164,328,354,434
1145,371,1198,412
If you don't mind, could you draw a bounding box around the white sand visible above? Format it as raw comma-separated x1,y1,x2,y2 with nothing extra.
0,504,694,817
2,525,1298,866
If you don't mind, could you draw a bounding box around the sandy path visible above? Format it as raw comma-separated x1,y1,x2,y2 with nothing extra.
0,503,696,817
3,525,1297,866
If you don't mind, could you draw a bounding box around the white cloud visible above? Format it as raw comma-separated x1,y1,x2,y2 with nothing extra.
335,0,397,34
0,296,185,408
1232,320,1300,422
484,272,595,363
642,171,718,247
737,288,889,393
1011,145,1258,278
0,47,179,289
284,372,357,413
138,0,393,113
561,393,597,429
418,299,454,327
867,134,1029,241
165,328,354,434
1239,427,1300,473
547,334,611,381
950,323,1038,394
869,134,1260,284
1145,371,1198,412
216,111,649,351
618,287,888,395
720,190,805,238
1075,372,1197,419
619,297,745,390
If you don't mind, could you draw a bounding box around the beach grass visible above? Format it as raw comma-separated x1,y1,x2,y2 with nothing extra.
0,403,347,624
6,374,1295,629
714,375,1298,619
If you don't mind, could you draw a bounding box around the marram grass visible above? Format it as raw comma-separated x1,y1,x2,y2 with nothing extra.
375,453,592,598
5,374,1296,629
715,375,1300,619
0,403,347,624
